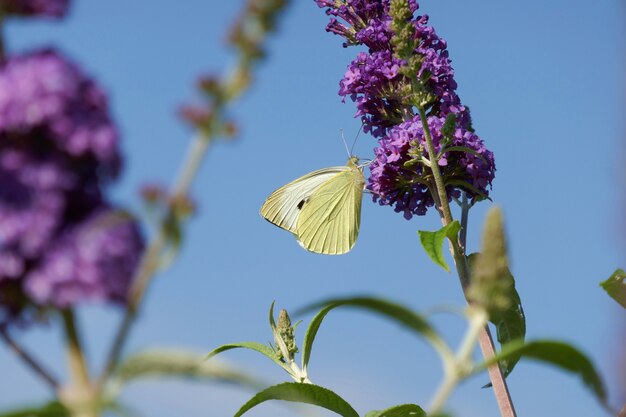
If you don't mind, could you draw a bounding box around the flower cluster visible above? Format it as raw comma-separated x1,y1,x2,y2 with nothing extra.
0,0,70,19
0,49,143,324
368,115,495,219
316,0,495,217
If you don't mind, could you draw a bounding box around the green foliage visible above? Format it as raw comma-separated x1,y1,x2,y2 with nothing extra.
233,382,358,417
205,342,292,376
475,340,608,408
364,404,427,417
418,221,461,272
0,402,68,417
301,303,335,373
467,208,525,378
298,296,451,363
112,349,262,388
599,269,626,309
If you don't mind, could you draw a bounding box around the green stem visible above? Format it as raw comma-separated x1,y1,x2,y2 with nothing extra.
96,132,212,390
61,309,98,417
418,107,516,417
62,309,91,389
428,307,488,414
0,326,60,391
428,370,457,415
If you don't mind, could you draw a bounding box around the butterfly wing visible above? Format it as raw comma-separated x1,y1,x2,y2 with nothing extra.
295,164,365,255
260,166,348,234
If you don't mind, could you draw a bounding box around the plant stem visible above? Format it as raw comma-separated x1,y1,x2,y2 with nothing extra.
428,307,488,414
418,107,517,417
0,326,60,391
428,370,457,415
97,132,212,390
61,309,99,417
62,309,91,389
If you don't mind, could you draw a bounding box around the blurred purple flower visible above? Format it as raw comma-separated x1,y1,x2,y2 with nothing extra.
25,209,144,309
368,115,495,220
1,0,70,19
0,49,143,322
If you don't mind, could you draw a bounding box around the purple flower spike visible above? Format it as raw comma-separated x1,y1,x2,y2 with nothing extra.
0,49,142,323
24,209,144,309
316,0,496,218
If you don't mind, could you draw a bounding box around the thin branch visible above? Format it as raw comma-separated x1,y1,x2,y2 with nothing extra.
96,132,211,389
418,107,517,417
61,309,91,389
0,326,60,391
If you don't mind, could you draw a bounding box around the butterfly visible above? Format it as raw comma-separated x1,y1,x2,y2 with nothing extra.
260,156,365,255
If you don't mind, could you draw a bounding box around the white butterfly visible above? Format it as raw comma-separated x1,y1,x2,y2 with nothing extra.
260,156,365,255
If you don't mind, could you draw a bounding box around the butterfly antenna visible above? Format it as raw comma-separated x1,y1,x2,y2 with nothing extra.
349,123,364,156
340,129,351,158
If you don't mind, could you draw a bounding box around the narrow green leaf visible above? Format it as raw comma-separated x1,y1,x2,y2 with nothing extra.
297,297,447,359
441,146,489,164
475,340,608,407
234,382,358,417
364,404,426,417
113,349,261,389
418,221,461,272
599,269,626,309
0,402,68,417
444,179,489,201
205,342,292,375
301,304,335,372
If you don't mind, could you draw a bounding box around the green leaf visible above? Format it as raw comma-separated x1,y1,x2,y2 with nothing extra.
492,287,525,377
364,404,426,417
418,221,461,272
205,342,292,376
113,349,262,389
440,146,489,165
301,304,335,372
444,179,489,201
599,269,626,309
297,296,449,361
0,402,68,417
467,208,526,379
234,382,358,417
475,340,608,407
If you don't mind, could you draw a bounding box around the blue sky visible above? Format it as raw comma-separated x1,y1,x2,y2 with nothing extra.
0,1,624,416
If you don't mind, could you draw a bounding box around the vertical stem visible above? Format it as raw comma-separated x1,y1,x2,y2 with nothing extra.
0,326,60,391
97,132,212,389
418,107,516,417
62,309,91,389
476,325,517,417
61,309,98,417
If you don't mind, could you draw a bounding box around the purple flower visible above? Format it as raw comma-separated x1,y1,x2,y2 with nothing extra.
0,49,142,323
1,0,70,19
318,0,469,137
367,115,495,219
24,209,144,309
0,49,121,177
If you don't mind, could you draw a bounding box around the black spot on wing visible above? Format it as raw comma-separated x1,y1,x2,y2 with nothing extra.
297,197,310,210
